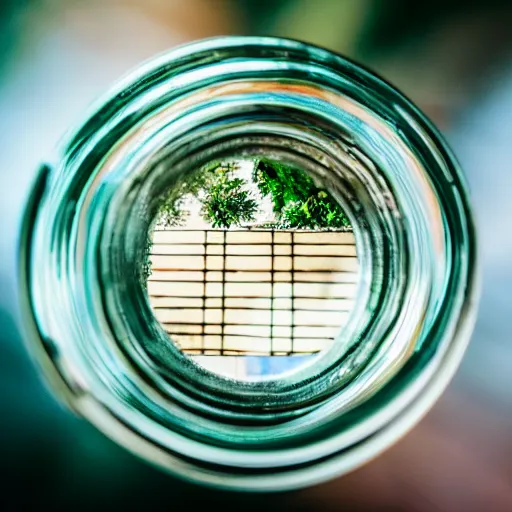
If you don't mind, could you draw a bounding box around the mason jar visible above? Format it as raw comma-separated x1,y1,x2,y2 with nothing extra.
18,36,478,491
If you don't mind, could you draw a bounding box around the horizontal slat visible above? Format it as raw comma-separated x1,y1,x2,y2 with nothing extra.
293,282,357,298
165,323,203,334
147,281,204,296
148,270,359,284
149,271,204,282
224,324,271,337
152,298,354,312
154,309,203,323
224,283,271,297
172,335,333,354
223,271,271,282
149,283,357,299
226,231,272,244
224,256,271,270
293,232,355,244
150,297,204,308
152,244,205,255
225,244,272,255
293,271,359,283
151,255,204,270
159,311,348,327
223,310,270,325
294,298,355,310
169,327,323,339
293,244,357,256
152,229,355,242
224,298,271,309
294,256,358,272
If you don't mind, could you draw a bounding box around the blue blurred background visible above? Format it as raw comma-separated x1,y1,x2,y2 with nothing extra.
1,1,512,510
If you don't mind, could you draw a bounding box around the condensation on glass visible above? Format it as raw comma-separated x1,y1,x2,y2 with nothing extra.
19,37,478,491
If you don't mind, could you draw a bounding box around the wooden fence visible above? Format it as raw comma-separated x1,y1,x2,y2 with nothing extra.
148,229,358,356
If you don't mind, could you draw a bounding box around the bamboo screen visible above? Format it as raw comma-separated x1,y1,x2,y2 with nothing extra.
148,229,358,356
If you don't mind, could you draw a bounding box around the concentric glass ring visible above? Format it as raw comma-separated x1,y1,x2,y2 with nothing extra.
20,37,478,491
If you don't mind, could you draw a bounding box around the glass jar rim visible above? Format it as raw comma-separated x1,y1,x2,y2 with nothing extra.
20,36,479,491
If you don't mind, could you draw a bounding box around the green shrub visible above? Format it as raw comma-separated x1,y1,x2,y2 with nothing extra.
200,172,258,228
254,159,350,229
156,162,257,229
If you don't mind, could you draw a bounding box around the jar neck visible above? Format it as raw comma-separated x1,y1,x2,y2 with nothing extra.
23,37,477,490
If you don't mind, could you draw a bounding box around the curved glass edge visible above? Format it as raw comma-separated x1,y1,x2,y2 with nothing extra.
19,36,480,491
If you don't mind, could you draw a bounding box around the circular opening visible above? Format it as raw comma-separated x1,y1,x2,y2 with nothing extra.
144,158,358,380
24,37,477,491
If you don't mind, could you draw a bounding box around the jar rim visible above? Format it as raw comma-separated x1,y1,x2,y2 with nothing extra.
20,36,479,491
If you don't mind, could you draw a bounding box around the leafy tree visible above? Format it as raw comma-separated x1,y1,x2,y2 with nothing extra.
200,172,258,228
254,159,350,229
156,161,258,229
156,162,219,227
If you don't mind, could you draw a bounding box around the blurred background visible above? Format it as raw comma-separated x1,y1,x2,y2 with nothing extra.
1,1,512,510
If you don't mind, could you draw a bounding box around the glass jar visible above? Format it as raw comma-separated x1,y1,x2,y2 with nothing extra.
19,36,478,491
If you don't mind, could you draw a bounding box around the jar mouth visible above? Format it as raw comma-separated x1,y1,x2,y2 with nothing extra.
22,36,478,490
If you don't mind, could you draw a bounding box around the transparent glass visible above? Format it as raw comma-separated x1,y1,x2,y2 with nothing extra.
19,37,478,491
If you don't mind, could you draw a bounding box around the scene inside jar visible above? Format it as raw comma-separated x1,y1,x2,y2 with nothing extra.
143,159,359,380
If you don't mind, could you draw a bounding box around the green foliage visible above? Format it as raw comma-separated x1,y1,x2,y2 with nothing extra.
155,159,349,231
254,159,350,229
200,172,258,228
156,162,257,229
157,164,219,227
